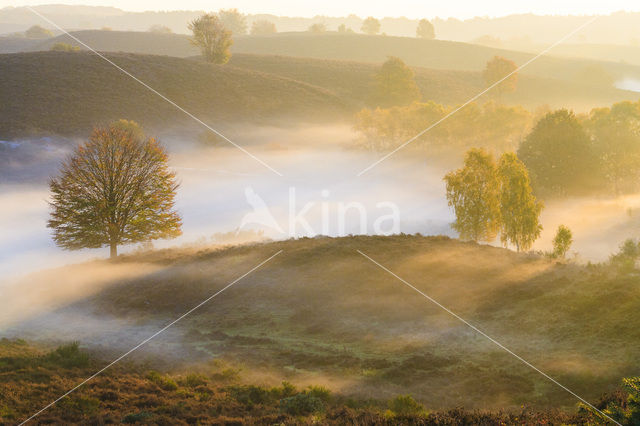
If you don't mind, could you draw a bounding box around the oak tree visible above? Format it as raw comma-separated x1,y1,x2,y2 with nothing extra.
47,123,182,258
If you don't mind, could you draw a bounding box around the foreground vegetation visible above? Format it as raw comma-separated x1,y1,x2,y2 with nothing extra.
0,338,625,424
6,235,640,418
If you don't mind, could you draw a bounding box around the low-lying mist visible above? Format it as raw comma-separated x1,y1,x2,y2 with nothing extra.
2,123,639,291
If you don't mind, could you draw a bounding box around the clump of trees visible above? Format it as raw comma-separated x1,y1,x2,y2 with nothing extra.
47,121,182,258
372,57,421,108
148,24,173,34
483,56,518,97
337,24,354,33
416,19,435,39
444,148,542,251
308,23,327,33
189,13,233,64
518,109,600,196
251,20,277,35
25,25,53,38
218,8,247,35
355,100,532,151
361,17,381,35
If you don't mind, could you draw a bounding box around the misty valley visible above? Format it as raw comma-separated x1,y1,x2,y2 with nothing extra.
2,4,640,426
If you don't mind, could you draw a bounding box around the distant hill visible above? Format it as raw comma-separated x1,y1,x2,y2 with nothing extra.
22,30,640,84
0,51,348,138
229,53,638,110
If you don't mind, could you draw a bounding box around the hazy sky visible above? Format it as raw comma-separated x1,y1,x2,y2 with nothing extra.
2,0,640,19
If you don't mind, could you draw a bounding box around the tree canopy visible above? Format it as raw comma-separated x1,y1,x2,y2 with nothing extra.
552,225,573,259
308,23,327,33
218,8,248,35
483,56,518,97
25,25,53,38
518,109,599,196
188,14,233,64
498,152,543,251
416,19,435,39
372,57,421,108
251,19,277,35
47,122,182,258
361,17,381,35
444,148,501,242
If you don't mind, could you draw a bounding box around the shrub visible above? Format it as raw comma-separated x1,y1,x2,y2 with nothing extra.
122,411,153,423
181,373,208,388
388,394,426,416
610,239,640,273
45,342,90,368
279,393,324,415
50,42,80,52
305,385,332,402
146,371,178,391
58,396,100,417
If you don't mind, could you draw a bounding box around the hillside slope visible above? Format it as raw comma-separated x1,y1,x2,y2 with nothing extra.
0,51,348,138
27,30,640,81
230,53,639,110
7,235,639,411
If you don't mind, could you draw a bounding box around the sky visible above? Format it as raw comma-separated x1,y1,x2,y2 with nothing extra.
1,0,639,19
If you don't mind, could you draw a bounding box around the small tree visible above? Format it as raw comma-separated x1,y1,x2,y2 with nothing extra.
444,148,501,242
337,24,353,33
498,152,543,251
47,123,182,258
373,56,421,107
308,23,327,33
188,14,233,64
416,19,435,39
25,25,53,38
552,225,573,259
483,56,518,97
250,19,276,35
361,17,381,35
218,8,247,35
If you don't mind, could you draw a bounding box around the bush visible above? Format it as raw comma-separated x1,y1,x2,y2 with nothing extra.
610,239,640,273
146,371,178,391
181,373,208,388
305,385,332,402
45,342,90,368
58,396,100,417
279,393,324,415
50,42,80,52
387,394,426,416
122,411,153,423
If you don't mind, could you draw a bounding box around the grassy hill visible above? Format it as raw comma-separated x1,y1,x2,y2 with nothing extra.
0,51,348,138
27,30,640,81
230,53,639,110
9,235,639,412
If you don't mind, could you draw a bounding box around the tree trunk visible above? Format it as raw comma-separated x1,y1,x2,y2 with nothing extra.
110,241,117,259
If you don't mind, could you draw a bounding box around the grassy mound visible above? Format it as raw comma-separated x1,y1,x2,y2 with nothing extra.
18,235,638,412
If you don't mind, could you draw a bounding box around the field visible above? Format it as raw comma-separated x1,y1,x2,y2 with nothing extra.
4,235,639,422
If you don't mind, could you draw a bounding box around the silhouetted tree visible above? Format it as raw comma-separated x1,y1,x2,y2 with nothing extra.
47,123,182,258
586,101,640,194
518,109,599,196
498,152,543,251
218,8,247,35
308,23,327,33
552,225,573,259
416,19,435,39
444,148,501,242
373,56,421,107
250,19,276,35
189,14,233,64
148,24,172,34
483,56,518,97
361,17,381,35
